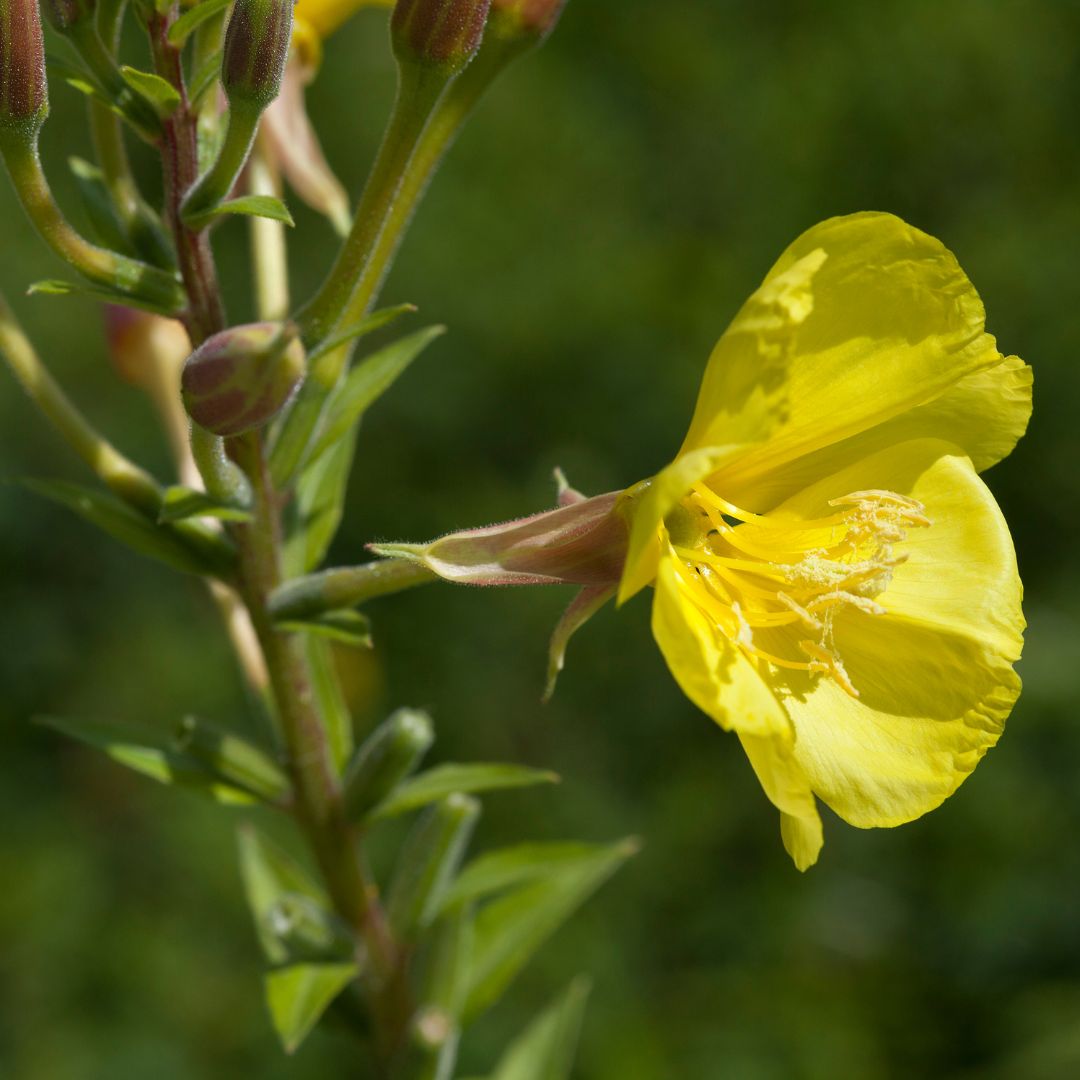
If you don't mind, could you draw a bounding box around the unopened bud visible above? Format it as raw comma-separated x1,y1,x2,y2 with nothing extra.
489,0,566,43
0,0,48,133
174,716,291,804
40,0,95,34
391,0,492,74
387,794,480,940
182,322,305,437
344,708,435,821
222,0,293,111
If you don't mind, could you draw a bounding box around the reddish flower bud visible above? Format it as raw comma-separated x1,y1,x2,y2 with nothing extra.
182,322,305,437
0,0,48,133
489,0,566,42
391,0,492,73
40,0,95,34
222,0,293,111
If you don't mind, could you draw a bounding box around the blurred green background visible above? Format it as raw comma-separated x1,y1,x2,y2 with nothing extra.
2,0,1079,1076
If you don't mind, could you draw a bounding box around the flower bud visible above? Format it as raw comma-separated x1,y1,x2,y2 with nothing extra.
181,322,305,437
40,0,95,34
222,0,293,111
173,715,291,804
0,0,48,133
489,0,566,43
371,489,629,587
344,708,435,821
387,793,480,940
391,0,492,74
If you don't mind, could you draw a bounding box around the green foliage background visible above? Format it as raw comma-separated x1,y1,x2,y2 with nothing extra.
2,1,1079,1076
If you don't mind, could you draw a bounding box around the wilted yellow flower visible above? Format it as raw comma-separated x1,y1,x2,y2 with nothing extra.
378,212,1030,869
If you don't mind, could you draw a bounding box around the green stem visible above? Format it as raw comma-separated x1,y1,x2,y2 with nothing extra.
248,134,290,321
268,61,449,488
269,560,439,622
190,423,253,508
0,291,161,514
0,131,185,312
181,100,264,228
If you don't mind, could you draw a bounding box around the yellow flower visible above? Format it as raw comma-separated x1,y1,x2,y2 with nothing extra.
374,211,1029,870
619,211,1030,869
293,0,393,64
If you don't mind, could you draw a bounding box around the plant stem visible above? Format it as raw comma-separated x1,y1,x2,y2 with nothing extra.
248,134,290,322
270,560,438,622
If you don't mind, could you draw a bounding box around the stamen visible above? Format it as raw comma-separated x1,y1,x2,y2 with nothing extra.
674,484,930,697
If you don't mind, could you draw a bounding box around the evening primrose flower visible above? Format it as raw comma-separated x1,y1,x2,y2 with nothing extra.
378,212,1030,870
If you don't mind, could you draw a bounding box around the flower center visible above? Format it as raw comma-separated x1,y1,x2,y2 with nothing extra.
671,484,930,697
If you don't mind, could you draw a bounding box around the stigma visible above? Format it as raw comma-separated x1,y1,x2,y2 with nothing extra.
671,485,930,697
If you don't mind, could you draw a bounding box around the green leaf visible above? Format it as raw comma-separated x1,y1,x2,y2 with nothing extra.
464,838,637,1022
158,484,253,523
201,194,295,226
276,609,372,649
370,764,559,821
488,977,591,1080
305,304,418,365
282,425,357,575
68,157,133,255
27,278,178,318
167,0,231,44
305,637,353,776
189,49,223,107
440,842,619,914
237,825,328,965
38,716,256,805
306,326,445,464
119,66,181,117
22,478,233,577
266,963,360,1055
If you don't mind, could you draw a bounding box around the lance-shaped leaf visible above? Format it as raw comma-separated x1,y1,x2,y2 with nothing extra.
282,426,357,575
369,763,559,821
28,278,181,318
197,194,295,226
464,838,638,1022
68,157,132,254
266,962,360,1055
167,0,232,45
439,842,620,914
118,66,181,118
487,977,591,1080
275,608,372,649
22,478,235,578
158,484,253,523
173,716,290,804
305,325,445,465
304,637,353,775
38,716,257,805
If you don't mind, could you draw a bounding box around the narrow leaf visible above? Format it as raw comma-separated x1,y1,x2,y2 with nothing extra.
167,0,231,44
189,49,223,107
22,477,231,577
306,326,445,464
282,425,357,575
488,977,591,1080
237,825,328,965
306,304,418,365
305,637,353,775
27,278,178,317
119,66,181,117
370,764,559,821
266,962,360,1055
276,609,372,649
38,716,256,805
158,484,253,523
440,842,617,914
68,157,132,254
202,194,295,226
464,839,637,1021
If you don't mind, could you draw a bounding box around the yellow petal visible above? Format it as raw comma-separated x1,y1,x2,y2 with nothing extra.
295,0,392,43
725,354,1032,509
650,550,792,740
685,213,1006,509
759,439,1023,829
738,734,823,871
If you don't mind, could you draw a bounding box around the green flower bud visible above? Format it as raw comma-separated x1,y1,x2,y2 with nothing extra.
344,708,435,821
489,0,566,43
391,0,492,74
387,794,480,941
222,0,293,111
173,716,291,804
0,0,48,134
40,0,95,34
181,322,305,437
